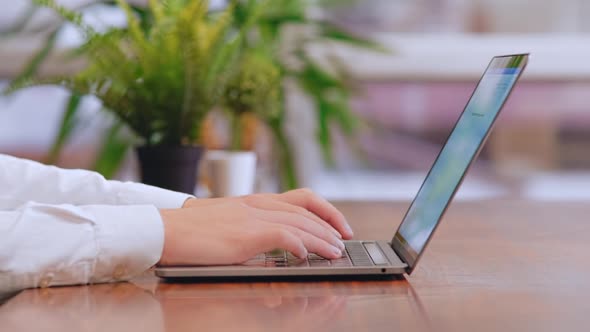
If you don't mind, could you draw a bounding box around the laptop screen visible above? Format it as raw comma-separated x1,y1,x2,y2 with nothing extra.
392,54,528,272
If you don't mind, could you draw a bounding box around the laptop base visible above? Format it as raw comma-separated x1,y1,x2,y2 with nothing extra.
158,273,407,284
155,241,408,279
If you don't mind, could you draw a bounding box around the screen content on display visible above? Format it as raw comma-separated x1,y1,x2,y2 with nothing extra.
395,55,527,261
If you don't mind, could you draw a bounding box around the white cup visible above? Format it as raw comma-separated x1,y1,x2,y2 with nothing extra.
206,150,257,197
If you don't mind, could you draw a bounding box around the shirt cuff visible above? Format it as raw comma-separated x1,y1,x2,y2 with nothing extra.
83,205,165,283
113,181,193,209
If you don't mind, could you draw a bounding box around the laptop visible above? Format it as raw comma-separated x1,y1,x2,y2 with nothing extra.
156,53,529,279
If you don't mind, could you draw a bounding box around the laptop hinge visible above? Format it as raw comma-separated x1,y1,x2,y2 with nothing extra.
377,241,407,268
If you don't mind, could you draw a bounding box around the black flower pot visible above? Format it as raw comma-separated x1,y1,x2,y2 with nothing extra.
136,145,204,195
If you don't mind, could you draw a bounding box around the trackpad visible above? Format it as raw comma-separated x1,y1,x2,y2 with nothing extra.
364,242,389,265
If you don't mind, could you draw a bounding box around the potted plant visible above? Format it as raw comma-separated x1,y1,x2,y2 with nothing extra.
230,0,384,189
6,0,382,192
6,0,246,194
205,49,281,197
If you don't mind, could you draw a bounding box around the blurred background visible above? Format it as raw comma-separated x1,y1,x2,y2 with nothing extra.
1,0,590,201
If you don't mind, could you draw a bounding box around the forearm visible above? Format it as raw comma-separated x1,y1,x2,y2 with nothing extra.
0,202,164,293
0,154,192,209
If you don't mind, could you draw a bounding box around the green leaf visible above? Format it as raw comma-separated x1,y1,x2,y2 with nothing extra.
93,122,131,178
148,0,165,24
332,100,356,135
298,60,345,90
46,93,82,164
32,0,94,35
269,120,298,190
130,4,154,32
254,0,306,43
115,0,150,51
318,22,388,52
316,97,334,166
72,27,127,57
261,0,306,23
6,29,59,93
295,58,360,166
2,76,70,96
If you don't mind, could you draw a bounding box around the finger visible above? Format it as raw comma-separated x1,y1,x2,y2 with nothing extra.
279,224,343,259
244,195,343,239
277,189,354,239
258,227,308,259
253,208,344,251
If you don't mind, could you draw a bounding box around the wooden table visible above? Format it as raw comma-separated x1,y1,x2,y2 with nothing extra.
2,200,590,331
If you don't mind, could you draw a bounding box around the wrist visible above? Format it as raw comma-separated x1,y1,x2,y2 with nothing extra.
182,198,198,208
157,209,176,266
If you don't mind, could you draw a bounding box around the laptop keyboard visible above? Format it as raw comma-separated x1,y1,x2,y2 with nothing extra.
243,242,379,268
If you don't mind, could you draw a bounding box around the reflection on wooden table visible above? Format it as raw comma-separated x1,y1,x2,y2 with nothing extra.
0,279,431,332
1,200,590,332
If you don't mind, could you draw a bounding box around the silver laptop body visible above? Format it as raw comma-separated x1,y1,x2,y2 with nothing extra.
156,54,529,279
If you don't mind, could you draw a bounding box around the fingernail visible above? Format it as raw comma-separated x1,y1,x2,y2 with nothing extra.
345,224,354,237
300,248,309,259
333,229,343,239
335,239,345,250
332,246,343,257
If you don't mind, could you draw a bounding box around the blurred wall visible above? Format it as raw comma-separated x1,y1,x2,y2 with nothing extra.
2,0,590,200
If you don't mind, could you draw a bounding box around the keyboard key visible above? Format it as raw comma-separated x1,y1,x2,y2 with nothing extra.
265,257,286,262
307,254,326,261
287,259,310,267
266,261,288,267
331,257,353,267
345,242,375,267
251,254,265,260
266,249,286,258
242,260,266,267
309,260,331,267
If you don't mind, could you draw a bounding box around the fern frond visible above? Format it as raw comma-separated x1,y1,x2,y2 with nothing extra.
204,1,235,50
11,0,262,147
115,0,148,49
3,76,72,95
74,27,127,56
176,0,209,138
46,93,82,164
4,29,59,95
148,0,165,24
200,2,238,97
32,0,95,36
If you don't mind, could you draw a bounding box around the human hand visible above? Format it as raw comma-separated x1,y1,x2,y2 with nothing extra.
183,188,353,239
160,189,353,266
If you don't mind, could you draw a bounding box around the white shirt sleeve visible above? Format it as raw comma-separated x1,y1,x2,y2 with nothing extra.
0,154,193,293
0,202,164,293
0,153,193,209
